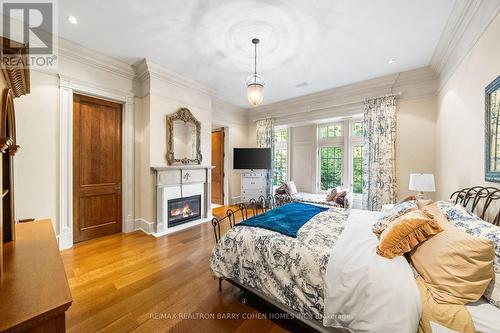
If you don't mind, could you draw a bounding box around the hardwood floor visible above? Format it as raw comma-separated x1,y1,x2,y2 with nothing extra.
61,206,298,333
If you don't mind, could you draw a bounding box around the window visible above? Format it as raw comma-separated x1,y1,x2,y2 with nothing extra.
352,121,364,136
352,146,363,193
273,128,288,185
320,124,343,138
320,147,343,190
318,119,364,197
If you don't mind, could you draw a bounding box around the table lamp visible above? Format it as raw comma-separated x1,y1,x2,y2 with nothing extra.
409,173,435,199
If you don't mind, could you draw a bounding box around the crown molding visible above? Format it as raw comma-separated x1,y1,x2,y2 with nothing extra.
58,38,136,81
249,66,438,125
431,0,500,89
133,59,217,98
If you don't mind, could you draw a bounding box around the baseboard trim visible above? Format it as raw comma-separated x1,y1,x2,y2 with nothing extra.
152,217,212,238
134,218,155,235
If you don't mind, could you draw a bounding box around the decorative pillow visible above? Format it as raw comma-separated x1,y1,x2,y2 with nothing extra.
377,209,443,259
335,190,347,206
410,204,495,305
287,181,298,195
436,201,482,222
436,200,500,309
275,183,288,195
373,200,418,237
325,188,338,202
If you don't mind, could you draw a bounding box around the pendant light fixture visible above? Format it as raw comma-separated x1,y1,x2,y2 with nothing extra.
247,38,264,107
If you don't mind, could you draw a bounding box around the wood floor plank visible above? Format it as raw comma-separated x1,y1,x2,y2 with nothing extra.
62,206,301,333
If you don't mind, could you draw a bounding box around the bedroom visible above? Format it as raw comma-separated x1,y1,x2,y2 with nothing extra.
0,0,499,332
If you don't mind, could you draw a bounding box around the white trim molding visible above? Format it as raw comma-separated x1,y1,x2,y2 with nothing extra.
58,75,135,250
134,218,155,235
249,67,438,126
431,0,500,89
59,38,136,81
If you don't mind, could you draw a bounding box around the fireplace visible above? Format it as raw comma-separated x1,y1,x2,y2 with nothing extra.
167,195,202,227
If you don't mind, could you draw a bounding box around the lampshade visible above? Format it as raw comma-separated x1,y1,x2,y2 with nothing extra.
247,74,264,107
409,173,436,192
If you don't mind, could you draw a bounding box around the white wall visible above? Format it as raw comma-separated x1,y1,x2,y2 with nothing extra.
290,125,317,193
397,96,437,200
435,13,500,199
14,71,60,226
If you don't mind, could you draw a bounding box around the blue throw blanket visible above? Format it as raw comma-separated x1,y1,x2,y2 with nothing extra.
235,202,329,237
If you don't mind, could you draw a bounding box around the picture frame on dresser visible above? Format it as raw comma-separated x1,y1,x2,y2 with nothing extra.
485,75,500,182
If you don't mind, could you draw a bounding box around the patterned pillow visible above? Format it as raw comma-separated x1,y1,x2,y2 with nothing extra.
436,201,500,309
373,200,418,238
335,190,348,205
275,183,288,195
326,188,338,202
436,201,482,222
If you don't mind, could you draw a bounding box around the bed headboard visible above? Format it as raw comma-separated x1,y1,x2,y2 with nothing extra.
450,186,500,226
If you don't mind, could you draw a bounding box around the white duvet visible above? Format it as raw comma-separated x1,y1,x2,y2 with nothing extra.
323,209,422,332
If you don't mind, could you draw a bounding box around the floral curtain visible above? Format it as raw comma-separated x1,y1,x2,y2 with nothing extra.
362,96,398,211
256,118,274,195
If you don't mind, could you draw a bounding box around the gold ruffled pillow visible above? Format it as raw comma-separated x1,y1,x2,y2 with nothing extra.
377,209,443,259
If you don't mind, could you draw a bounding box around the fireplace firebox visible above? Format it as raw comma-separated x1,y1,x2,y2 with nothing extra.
167,195,202,227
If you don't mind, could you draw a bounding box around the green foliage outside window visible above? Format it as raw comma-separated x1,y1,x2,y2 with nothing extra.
273,148,287,185
320,124,343,138
274,129,287,142
320,147,342,190
352,145,363,193
352,121,364,136
273,128,288,186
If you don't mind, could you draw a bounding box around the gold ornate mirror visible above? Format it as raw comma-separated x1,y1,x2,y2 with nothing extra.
166,107,202,165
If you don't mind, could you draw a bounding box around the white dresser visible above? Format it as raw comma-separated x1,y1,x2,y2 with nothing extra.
240,172,268,203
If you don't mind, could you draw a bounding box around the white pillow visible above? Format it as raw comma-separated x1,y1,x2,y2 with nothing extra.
287,181,298,195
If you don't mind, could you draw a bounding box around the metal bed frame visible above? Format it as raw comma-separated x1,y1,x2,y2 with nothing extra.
450,186,500,226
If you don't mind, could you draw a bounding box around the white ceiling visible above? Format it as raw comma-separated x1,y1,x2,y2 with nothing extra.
57,0,456,107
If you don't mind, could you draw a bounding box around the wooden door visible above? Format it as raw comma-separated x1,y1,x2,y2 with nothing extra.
211,129,224,205
73,94,122,243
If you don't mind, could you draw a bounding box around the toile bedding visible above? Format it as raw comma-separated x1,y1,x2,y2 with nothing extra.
210,205,422,332
210,206,349,319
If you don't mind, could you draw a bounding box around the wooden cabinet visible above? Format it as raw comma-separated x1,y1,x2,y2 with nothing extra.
0,36,29,277
0,220,72,332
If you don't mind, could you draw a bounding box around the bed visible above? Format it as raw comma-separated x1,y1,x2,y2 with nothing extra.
210,187,500,332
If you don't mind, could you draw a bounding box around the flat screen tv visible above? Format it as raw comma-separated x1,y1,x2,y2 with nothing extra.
233,148,272,170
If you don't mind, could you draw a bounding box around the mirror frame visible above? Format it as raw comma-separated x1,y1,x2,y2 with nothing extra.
485,75,500,182
166,107,202,165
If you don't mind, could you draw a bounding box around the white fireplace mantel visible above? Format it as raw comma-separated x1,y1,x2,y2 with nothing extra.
151,165,214,237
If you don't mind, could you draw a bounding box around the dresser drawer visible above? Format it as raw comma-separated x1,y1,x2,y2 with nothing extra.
241,189,266,200
181,169,205,183
241,194,265,203
242,177,266,189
